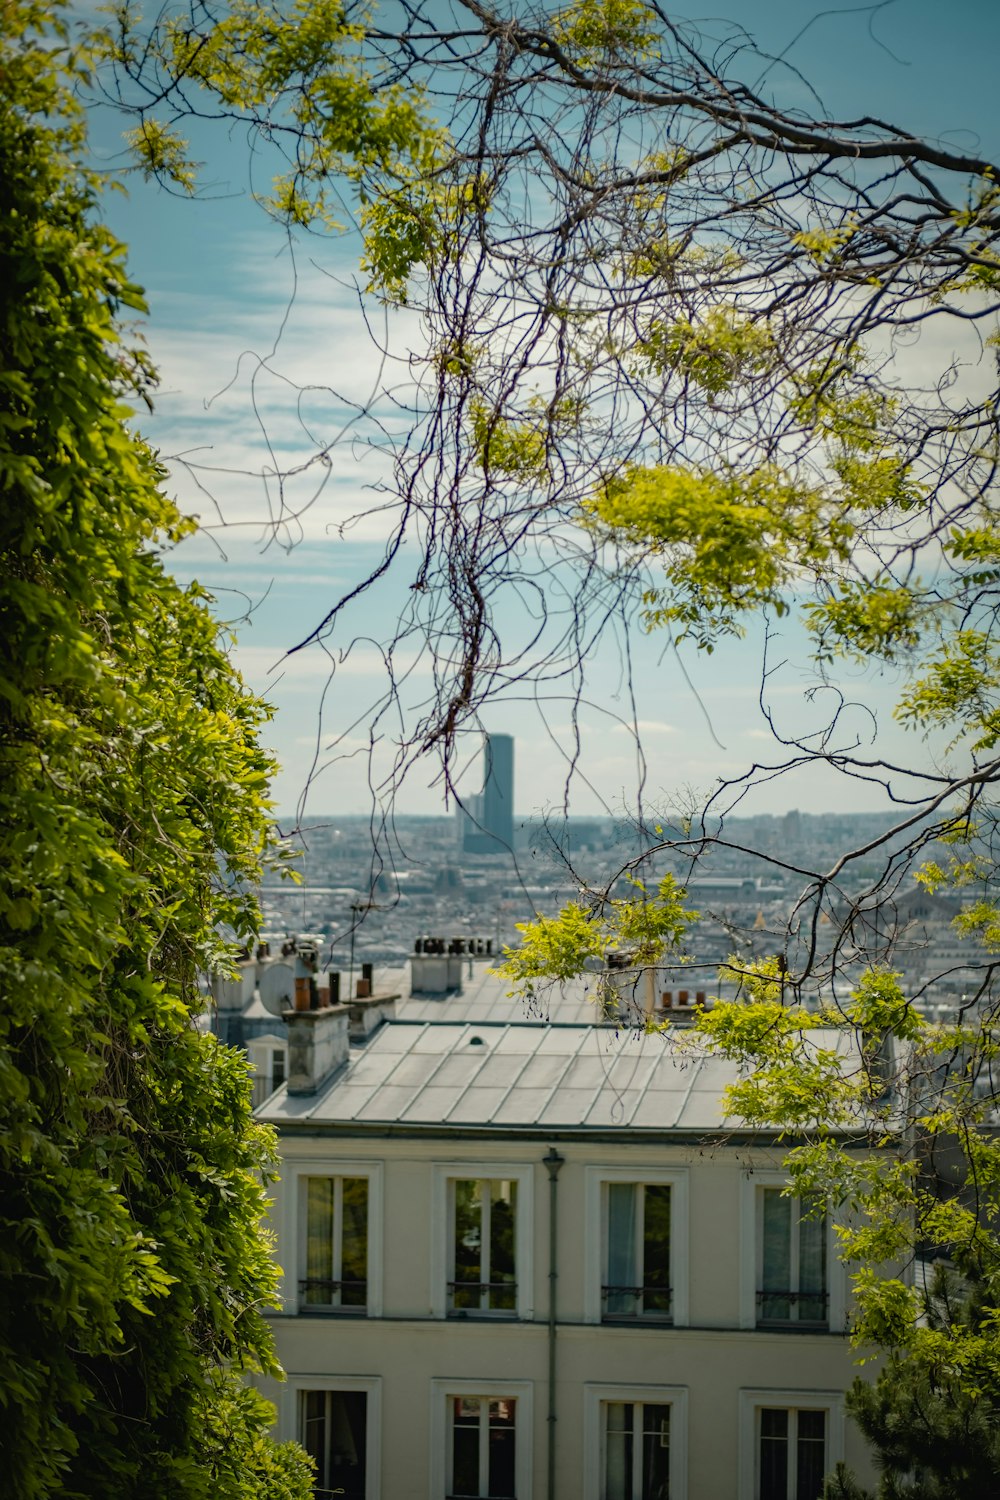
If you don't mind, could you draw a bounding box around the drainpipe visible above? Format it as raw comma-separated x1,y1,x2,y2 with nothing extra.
544,1147,565,1500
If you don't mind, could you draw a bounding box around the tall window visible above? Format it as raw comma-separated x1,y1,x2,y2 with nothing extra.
757,1190,827,1327
302,1176,368,1312
301,1389,367,1500
757,1409,826,1500
603,1401,671,1500
603,1183,671,1320
449,1396,517,1500
450,1179,517,1315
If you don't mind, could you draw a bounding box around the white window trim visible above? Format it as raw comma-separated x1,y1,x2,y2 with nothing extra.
280,1158,384,1317
583,1166,689,1326
282,1373,382,1500
430,1377,533,1500
737,1389,845,1500
583,1383,688,1500
431,1163,535,1320
738,1170,844,1333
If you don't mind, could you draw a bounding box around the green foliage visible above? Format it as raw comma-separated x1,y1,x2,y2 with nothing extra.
551,0,659,66
467,394,584,481
494,873,696,996
0,9,311,1497
791,217,859,265
830,1265,1000,1498
636,305,775,396
586,462,849,647
896,632,1000,750
106,0,444,269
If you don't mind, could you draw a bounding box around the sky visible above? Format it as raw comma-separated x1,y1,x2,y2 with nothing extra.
86,0,1000,826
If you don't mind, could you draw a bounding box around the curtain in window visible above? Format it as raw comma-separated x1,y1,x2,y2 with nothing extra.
760,1190,792,1321
797,1196,827,1323
607,1184,638,1315
300,1390,367,1500
604,1402,633,1500
306,1177,334,1306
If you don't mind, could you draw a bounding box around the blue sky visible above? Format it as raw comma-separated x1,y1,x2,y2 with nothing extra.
87,0,1000,823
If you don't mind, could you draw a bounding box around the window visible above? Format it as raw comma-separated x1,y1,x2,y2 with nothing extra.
450,1396,517,1499
757,1189,827,1327
584,1386,688,1500
757,1409,825,1500
246,1034,287,1108
431,1380,533,1500
286,1378,381,1500
301,1389,367,1500
301,1175,369,1312
739,1172,841,1332
738,1392,844,1500
604,1401,670,1500
584,1169,689,1326
450,1179,517,1315
603,1182,672,1321
432,1165,534,1320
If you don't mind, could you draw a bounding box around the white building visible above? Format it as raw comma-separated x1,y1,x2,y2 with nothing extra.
254,958,878,1500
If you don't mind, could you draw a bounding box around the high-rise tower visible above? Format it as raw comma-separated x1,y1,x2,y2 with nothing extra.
460,733,515,854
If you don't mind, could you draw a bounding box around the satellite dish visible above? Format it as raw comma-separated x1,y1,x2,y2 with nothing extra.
258,962,295,1018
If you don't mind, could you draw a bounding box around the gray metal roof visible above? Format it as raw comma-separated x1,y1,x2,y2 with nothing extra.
258,1020,858,1135
380,963,600,1026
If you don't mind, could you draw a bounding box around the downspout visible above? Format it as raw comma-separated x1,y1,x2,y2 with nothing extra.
544,1147,565,1500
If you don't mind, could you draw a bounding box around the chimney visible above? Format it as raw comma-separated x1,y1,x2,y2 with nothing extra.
212,957,256,1012
410,934,492,995
347,962,401,1040
286,1005,350,1095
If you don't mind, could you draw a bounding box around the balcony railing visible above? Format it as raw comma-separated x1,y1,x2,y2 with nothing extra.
447,1280,518,1315
756,1288,829,1326
298,1277,367,1312
601,1284,673,1320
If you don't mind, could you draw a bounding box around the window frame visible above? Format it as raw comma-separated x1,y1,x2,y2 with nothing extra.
246,1031,288,1108
281,1159,383,1317
584,1167,689,1327
431,1163,535,1321
738,1171,843,1333
737,1390,845,1500
281,1374,382,1500
583,1384,688,1500
430,1378,533,1500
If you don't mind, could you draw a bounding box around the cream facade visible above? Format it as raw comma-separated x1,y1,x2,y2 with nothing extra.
256,973,877,1500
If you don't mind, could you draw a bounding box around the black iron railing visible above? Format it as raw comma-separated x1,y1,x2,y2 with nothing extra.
756,1288,829,1325
447,1279,517,1314
601,1284,673,1318
298,1277,367,1311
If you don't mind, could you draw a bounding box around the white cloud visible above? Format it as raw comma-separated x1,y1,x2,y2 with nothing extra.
610,719,678,736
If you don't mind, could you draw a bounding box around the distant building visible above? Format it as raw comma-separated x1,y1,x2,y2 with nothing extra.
459,733,515,854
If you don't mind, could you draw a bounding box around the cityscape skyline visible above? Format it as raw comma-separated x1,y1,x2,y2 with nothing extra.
87,0,1000,826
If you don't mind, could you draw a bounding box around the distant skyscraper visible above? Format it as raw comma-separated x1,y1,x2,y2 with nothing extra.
460,733,515,854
